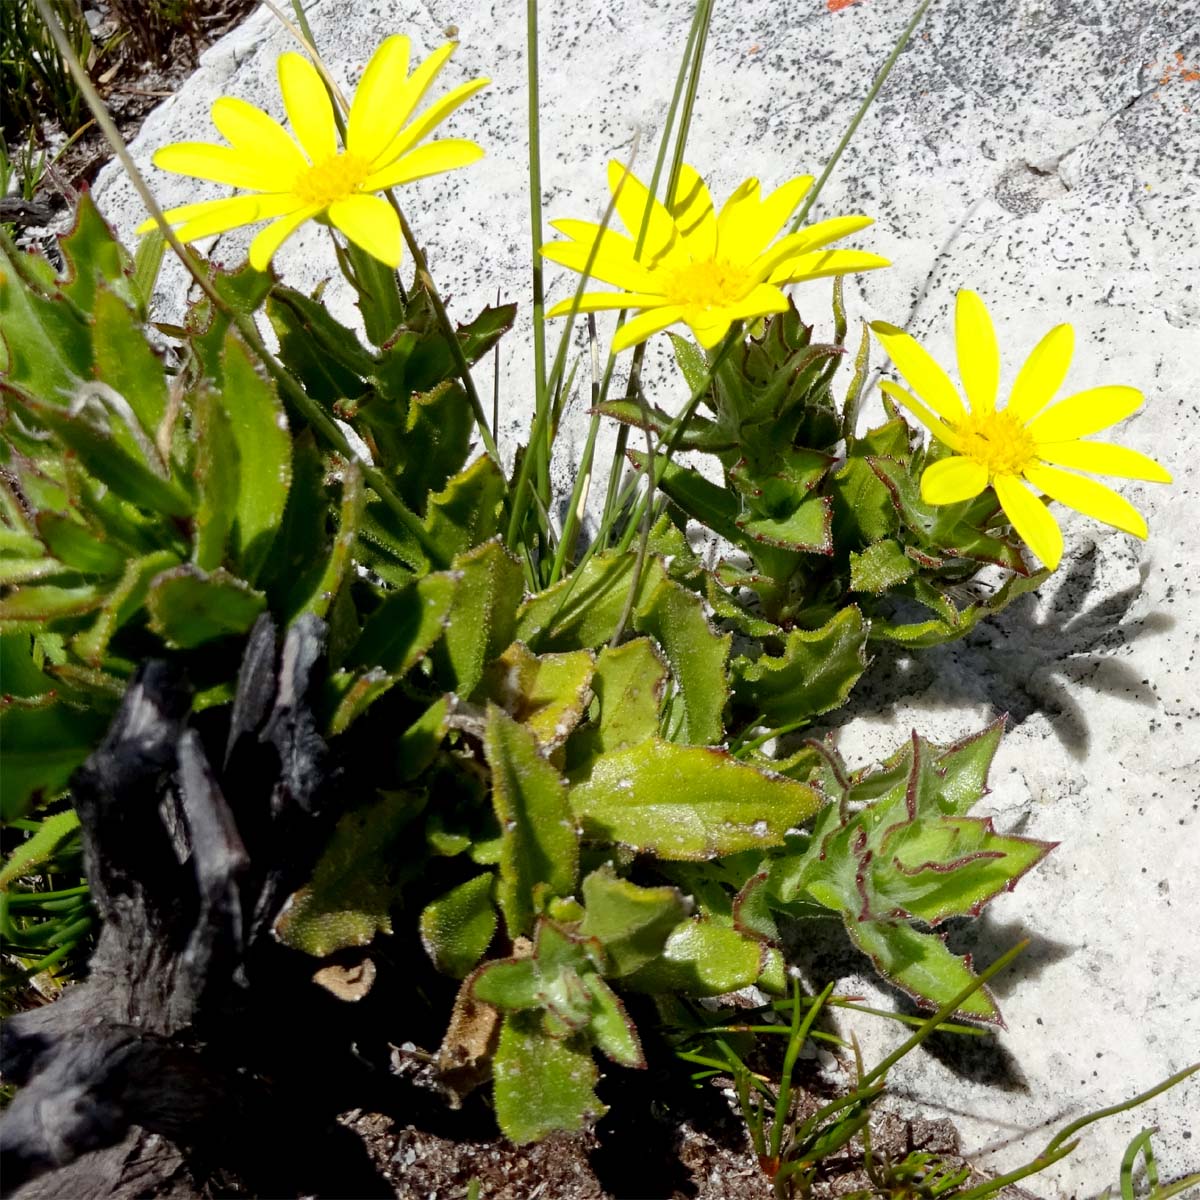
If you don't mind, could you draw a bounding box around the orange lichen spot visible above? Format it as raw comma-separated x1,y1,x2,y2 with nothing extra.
1159,50,1200,85
827,0,859,11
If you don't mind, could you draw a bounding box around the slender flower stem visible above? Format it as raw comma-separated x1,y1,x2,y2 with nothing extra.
790,0,936,231
525,0,551,508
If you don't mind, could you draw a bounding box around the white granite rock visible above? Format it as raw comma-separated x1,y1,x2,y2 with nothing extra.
94,0,1200,1192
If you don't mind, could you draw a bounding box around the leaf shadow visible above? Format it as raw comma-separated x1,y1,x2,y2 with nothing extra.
832,546,1174,759
782,910,1073,1092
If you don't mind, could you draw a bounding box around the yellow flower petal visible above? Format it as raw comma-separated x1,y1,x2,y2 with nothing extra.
770,248,890,285
955,289,999,413
278,53,337,164
994,473,1063,570
1005,323,1073,423
328,193,402,268
1034,438,1172,482
688,312,735,348
541,220,658,292
610,305,686,354
373,79,490,169
714,176,762,262
346,34,411,162
607,160,681,264
716,281,789,324
878,381,963,451
754,175,814,247
546,291,671,316
716,174,814,264
764,215,875,268
1026,385,1143,443
381,42,458,143
1023,464,1148,539
210,96,306,177
871,322,967,425
668,164,717,260
248,205,320,271
153,142,279,191
362,138,484,191
920,455,989,504
168,193,303,242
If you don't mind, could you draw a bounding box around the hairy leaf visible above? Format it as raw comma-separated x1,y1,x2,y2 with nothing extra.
570,739,821,860
485,705,578,938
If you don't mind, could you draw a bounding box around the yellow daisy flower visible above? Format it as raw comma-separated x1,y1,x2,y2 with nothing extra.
871,290,1172,571
137,35,488,270
542,162,889,354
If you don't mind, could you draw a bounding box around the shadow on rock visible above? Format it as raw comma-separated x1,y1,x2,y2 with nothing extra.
828,547,1172,760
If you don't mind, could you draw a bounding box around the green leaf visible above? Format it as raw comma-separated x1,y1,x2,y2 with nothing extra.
259,431,333,610
492,1016,602,1143
0,808,81,888
633,576,730,745
274,791,423,956
192,387,239,571
485,705,579,938
483,641,594,751
567,638,667,771
880,814,1053,926
346,242,406,347
424,454,507,562
18,395,192,518
397,695,452,782
146,565,266,648
71,549,180,664
622,919,765,997
266,286,375,401
472,956,541,1011
188,264,274,382
34,512,125,577
848,538,915,593
930,718,1005,816
736,494,833,553
764,726,1051,1021
582,974,643,1067
0,240,90,396
59,192,138,314
578,865,687,977
0,582,105,626
0,700,108,821
436,538,524,697
389,380,475,512
848,920,999,1022
515,553,666,652
669,331,710,395
0,633,56,697
90,287,167,434
420,873,498,978
219,331,292,583
351,570,456,675
830,421,909,547
732,606,869,726
570,738,821,860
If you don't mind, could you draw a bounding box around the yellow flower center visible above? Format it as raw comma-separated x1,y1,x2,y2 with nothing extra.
956,407,1037,477
293,152,371,208
662,258,754,312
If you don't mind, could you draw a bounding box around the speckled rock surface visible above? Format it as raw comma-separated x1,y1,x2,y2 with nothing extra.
94,0,1200,1193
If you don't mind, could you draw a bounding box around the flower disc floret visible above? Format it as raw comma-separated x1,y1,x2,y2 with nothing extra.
870,289,1172,571
138,35,489,270
542,162,889,354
